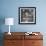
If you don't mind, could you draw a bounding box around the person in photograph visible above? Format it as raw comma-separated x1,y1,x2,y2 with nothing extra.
21,9,33,22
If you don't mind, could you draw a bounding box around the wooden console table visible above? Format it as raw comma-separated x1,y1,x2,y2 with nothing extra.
4,32,43,46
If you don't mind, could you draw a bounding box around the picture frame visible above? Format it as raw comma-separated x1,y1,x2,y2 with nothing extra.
19,7,36,24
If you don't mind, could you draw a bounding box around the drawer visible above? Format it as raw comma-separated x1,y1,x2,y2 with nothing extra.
25,35,43,40
4,40,16,46
24,40,43,46
32,40,43,46
4,35,24,40
4,40,24,46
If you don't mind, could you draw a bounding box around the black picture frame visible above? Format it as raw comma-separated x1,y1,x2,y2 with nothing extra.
19,7,36,24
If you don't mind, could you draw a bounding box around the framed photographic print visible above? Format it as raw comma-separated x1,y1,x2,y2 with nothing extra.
19,7,36,24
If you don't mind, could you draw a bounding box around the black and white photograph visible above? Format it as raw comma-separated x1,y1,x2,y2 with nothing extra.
19,7,36,24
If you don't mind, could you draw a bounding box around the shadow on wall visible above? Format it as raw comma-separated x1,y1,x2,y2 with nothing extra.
0,16,5,46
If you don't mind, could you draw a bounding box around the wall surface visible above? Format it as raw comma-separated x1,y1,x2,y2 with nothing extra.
0,0,46,46
0,0,46,32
